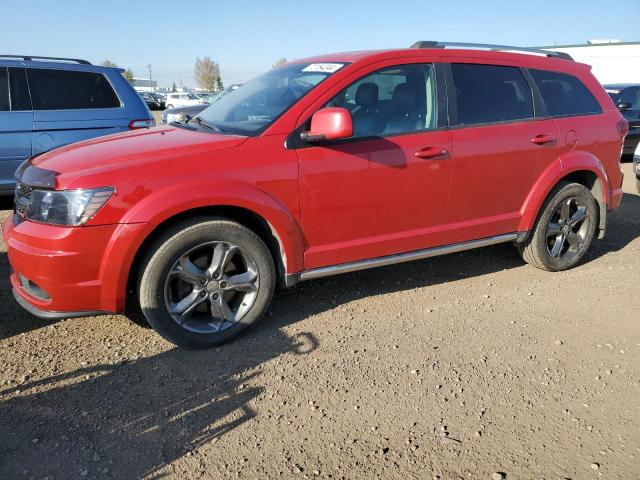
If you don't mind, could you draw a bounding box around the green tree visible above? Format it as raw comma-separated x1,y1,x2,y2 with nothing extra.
194,56,220,91
272,57,287,69
122,68,135,84
171,82,177,92
216,77,224,92
101,60,118,67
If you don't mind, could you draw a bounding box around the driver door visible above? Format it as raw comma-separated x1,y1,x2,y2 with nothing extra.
296,62,452,270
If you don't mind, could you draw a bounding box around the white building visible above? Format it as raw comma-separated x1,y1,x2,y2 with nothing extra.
541,40,640,84
132,78,158,92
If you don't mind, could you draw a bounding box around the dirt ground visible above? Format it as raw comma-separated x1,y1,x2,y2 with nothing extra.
0,164,638,480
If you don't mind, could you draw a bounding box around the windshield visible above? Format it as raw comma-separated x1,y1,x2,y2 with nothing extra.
196,62,346,135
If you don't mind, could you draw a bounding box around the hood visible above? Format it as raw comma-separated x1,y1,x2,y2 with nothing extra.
28,125,248,187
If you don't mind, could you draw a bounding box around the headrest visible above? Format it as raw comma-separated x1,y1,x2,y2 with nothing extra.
391,83,417,111
355,82,379,108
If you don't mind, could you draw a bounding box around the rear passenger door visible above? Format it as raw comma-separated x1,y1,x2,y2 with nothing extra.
0,67,33,192
27,68,128,155
444,62,560,244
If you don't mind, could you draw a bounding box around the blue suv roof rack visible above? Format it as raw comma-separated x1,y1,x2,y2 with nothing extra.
0,55,91,65
410,41,574,61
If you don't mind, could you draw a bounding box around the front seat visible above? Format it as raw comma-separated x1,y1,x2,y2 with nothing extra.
351,82,383,137
383,83,422,135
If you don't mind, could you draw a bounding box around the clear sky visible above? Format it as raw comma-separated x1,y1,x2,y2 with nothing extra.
2,0,638,88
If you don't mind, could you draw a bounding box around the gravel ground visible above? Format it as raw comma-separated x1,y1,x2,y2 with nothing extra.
0,164,638,480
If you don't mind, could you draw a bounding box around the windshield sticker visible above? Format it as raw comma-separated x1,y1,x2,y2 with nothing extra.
302,63,345,74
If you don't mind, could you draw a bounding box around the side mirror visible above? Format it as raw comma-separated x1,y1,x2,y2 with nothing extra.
617,101,632,111
301,107,353,143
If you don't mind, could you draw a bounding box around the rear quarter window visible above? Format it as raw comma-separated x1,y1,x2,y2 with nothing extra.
529,69,602,117
27,68,121,110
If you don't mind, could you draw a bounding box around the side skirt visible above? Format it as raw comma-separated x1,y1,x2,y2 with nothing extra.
284,232,527,287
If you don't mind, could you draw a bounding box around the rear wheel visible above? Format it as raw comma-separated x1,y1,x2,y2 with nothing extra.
138,218,275,349
519,182,598,271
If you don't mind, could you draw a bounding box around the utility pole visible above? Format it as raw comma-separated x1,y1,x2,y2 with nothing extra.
147,64,153,91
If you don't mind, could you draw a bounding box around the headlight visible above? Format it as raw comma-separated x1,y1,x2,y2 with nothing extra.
25,187,114,226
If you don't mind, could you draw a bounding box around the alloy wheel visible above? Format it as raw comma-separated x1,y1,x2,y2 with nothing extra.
545,197,591,261
163,241,259,333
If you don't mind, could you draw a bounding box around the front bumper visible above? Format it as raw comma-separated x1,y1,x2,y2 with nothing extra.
12,288,105,319
3,216,149,317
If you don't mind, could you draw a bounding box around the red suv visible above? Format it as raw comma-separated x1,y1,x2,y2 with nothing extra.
4,42,627,348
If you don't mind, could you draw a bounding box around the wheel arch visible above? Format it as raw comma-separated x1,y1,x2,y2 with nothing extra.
518,151,609,239
126,205,293,297
103,181,304,312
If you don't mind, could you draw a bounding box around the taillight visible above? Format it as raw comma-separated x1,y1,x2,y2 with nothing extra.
617,119,629,139
128,118,155,130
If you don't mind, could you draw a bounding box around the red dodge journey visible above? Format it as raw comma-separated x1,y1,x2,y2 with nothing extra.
4,42,627,348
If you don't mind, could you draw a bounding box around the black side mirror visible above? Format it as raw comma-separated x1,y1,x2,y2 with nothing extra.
617,101,632,111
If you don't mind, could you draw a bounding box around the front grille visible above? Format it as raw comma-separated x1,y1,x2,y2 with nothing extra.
14,183,33,222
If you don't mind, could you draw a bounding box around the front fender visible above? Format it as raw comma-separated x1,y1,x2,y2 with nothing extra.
518,150,609,233
98,178,304,311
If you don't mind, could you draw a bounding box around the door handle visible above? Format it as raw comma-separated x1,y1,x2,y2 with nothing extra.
414,147,449,159
530,134,556,145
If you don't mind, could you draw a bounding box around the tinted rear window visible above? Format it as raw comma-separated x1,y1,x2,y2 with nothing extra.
451,64,534,125
530,69,602,117
0,68,8,111
27,69,120,110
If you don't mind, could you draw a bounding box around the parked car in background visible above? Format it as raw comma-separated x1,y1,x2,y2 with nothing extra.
139,91,164,110
195,92,219,104
5,42,626,349
604,84,640,155
165,92,206,109
0,55,153,194
161,104,207,124
161,86,245,123
147,92,166,108
634,142,640,193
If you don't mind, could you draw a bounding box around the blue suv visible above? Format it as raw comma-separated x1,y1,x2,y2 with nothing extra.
0,55,153,194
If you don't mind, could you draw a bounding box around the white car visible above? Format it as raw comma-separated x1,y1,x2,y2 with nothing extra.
195,92,220,104
164,93,206,109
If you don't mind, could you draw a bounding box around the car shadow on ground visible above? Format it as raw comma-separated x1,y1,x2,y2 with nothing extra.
0,326,319,479
586,193,640,260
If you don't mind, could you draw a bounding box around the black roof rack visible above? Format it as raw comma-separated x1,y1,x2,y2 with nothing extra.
410,41,574,61
0,55,91,65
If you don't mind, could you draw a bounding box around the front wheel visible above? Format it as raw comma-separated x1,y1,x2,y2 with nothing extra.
138,218,276,349
518,182,598,271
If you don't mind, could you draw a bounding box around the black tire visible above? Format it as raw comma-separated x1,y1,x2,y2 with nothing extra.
166,104,174,109
138,217,275,349
518,182,598,271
